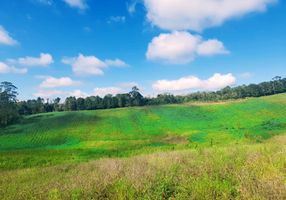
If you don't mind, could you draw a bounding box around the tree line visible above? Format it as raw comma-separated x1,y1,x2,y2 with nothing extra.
1,76,286,127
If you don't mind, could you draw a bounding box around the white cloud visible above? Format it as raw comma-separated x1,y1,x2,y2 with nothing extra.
143,0,276,31
0,62,10,73
33,85,130,99
33,89,88,98
62,0,87,10
92,83,140,97
62,54,107,76
0,62,27,74
0,26,18,46
93,87,124,97
197,39,229,56
92,82,141,97
32,82,140,99
153,73,236,92
146,31,228,64
9,53,54,67
69,89,88,98
147,31,199,64
105,59,128,67
39,76,81,88
62,54,128,76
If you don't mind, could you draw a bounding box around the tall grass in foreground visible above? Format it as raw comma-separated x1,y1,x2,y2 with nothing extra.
1,135,285,200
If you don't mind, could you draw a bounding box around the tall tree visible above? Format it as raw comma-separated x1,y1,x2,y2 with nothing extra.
53,97,61,111
0,82,19,126
64,97,77,111
103,94,113,109
76,98,85,110
129,86,144,106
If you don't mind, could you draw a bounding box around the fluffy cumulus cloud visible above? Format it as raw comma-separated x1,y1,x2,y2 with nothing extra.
62,0,87,10
9,53,54,67
39,76,81,88
62,54,107,75
153,73,236,92
93,87,124,97
62,54,128,76
146,31,228,64
0,62,27,74
0,26,18,46
197,39,229,56
143,0,276,31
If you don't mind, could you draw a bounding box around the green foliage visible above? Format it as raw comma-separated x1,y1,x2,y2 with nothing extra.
64,97,77,111
0,82,19,127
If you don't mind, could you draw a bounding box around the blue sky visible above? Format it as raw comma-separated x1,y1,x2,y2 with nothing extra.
0,0,285,100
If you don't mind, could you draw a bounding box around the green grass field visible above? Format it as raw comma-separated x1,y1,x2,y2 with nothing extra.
0,94,286,199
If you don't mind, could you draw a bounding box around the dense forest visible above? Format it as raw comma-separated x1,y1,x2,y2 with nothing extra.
1,76,286,127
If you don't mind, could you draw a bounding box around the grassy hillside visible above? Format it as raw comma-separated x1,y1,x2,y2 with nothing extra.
0,94,286,170
0,94,286,199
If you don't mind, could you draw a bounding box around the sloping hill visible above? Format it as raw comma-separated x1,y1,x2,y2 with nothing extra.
0,94,286,199
0,94,285,170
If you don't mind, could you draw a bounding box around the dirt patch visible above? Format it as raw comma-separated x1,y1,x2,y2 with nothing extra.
161,135,189,145
267,134,286,145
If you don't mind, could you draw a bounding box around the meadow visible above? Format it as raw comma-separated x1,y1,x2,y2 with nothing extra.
0,94,286,199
